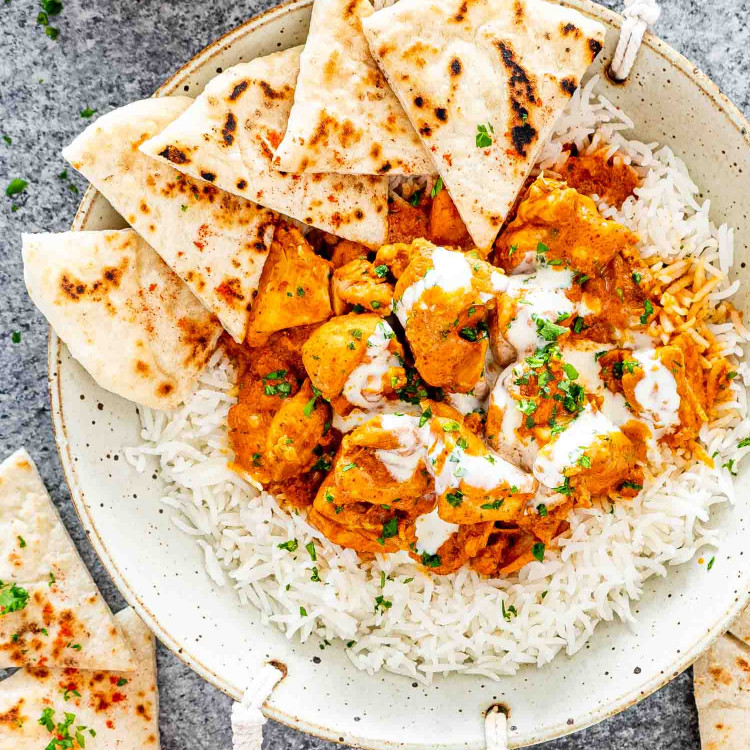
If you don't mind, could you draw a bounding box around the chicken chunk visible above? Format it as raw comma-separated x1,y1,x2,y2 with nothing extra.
429,189,471,247
330,239,370,269
387,193,429,245
331,258,393,316
302,314,406,414
392,241,507,392
494,177,638,277
246,224,333,346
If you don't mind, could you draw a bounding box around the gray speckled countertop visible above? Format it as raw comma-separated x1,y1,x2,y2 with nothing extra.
0,1,748,748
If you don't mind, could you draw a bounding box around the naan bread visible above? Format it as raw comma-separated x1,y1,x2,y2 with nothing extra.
0,449,134,671
62,97,276,343
729,603,750,645
139,46,389,248
693,633,750,750
363,0,606,249
0,607,159,750
23,230,222,410
273,0,432,176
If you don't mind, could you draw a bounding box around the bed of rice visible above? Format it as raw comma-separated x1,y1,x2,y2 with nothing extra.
124,76,750,682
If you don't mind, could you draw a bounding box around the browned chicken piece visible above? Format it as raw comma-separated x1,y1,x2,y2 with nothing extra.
493,177,639,277
387,193,430,245
330,239,370,269
374,239,423,279
393,241,505,392
309,473,426,554
565,254,652,343
470,527,541,577
561,149,640,209
516,499,573,544
429,414,537,525
229,376,331,485
428,189,472,247
302,314,406,414
533,407,640,502
409,522,494,575
246,224,333,346
333,418,434,506
331,258,393,315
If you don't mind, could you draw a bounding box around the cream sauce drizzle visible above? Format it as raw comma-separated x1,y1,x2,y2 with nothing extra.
343,321,401,409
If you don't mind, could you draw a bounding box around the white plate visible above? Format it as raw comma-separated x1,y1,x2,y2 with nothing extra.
49,1,750,747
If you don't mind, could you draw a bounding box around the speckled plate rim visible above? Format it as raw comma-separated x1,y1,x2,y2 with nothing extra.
48,0,750,747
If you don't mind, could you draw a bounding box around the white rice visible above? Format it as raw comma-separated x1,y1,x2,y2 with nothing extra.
125,77,750,682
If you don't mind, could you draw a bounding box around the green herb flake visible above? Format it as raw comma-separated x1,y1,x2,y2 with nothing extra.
305,541,317,561
374,595,392,612
738,437,750,448
420,552,441,568
408,188,424,207
374,264,388,278
17,535,26,548
562,363,579,380
341,462,357,472
5,179,27,198
531,542,545,562
117,677,128,687
640,299,654,325
430,176,444,198
80,107,97,119
446,490,463,507
475,123,494,148
48,572,56,586
278,539,299,552
535,317,568,342
300,606,308,617
707,556,715,571
480,499,504,510
296,286,305,297
632,271,642,284
537,503,548,517
2,135,11,145
442,420,460,432
501,600,517,622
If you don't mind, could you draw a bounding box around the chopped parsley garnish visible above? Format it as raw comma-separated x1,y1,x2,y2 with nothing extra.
572,316,587,334
296,286,305,297
738,437,750,448
632,271,642,284
62,688,81,701
17,535,26,548
371,300,382,309
707,556,715,571
555,311,571,323
349,328,363,340
573,272,590,285
554,476,573,495
300,606,308,617
117,677,128,687
374,264,388,278
722,458,738,476
312,456,332,473
446,491,464,507
408,188,424,207
310,566,321,583
341,462,357,472
536,242,549,255
531,542,545,562
305,541,317,561
48,572,56,585
0,582,29,615
537,504,548,517
615,287,625,302
278,539,299,552
456,437,468,450
501,600,517,622
517,399,537,416
480,500,504,510
442,420,460,432
263,369,287,380
6,178,27,197
80,106,97,118
2,135,11,145
640,299,654,325
562,363,579,380
352,303,365,313
376,517,399,546
420,552,441,568
475,123,494,148
418,406,432,428
595,350,608,361
430,177,443,198
252,453,262,466
535,317,568,342
374,595,392,612
508,244,518,257
620,480,643,492
303,386,322,417
68,642,82,650
264,381,291,397
577,454,591,469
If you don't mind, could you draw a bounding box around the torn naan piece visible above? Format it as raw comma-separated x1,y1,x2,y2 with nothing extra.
139,46,389,248
0,607,159,750
273,0,433,176
62,97,276,343
363,0,606,249
0,449,135,671
693,633,750,750
23,230,222,410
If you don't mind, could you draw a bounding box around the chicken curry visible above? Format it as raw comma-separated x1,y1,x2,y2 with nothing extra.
227,151,735,578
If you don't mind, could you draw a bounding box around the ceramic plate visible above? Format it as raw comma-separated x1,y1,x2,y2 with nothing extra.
49,1,750,747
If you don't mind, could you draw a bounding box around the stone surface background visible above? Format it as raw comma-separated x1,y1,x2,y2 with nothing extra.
0,0,747,748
